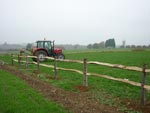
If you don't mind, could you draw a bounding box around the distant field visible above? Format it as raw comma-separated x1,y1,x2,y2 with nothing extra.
65,49,150,66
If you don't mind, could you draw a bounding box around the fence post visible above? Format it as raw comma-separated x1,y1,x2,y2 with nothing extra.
11,53,14,66
18,54,20,66
37,57,40,72
141,64,146,106
25,55,28,69
83,58,88,87
54,57,58,79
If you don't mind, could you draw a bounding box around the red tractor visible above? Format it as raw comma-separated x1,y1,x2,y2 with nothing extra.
32,40,65,62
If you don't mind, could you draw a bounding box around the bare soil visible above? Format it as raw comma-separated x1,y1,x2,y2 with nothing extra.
1,65,150,113
121,99,150,113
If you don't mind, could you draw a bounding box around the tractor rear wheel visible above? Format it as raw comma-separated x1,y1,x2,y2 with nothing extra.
56,54,65,60
35,50,47,62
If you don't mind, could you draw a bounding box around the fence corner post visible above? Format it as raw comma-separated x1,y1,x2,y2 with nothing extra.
83,58,88,87
141,64,146,106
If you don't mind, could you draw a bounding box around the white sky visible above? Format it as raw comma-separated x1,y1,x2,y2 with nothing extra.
0,0,150,45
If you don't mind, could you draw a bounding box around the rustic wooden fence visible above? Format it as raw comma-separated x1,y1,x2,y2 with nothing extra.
11,53,150,105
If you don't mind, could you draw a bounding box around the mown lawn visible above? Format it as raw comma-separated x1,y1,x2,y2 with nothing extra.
0,69,68,113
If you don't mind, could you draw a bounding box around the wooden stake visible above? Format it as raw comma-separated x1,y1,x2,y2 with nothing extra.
25,55,28,69
54,57,58,79
83,58,88,87
141,64,146,106
18,54,20,66
11,54,14,65
37,57,40,72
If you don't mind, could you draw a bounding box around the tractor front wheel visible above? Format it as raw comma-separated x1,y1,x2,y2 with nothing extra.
35,50,47,62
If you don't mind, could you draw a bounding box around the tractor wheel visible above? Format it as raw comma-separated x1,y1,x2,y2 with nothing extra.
56,54,65,60
35,50,47,62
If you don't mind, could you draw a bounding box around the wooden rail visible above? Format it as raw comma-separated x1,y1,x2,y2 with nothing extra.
46,55,150,73
88,61,150,72
11,54,150,105
13,55,150,72
12,58,150,90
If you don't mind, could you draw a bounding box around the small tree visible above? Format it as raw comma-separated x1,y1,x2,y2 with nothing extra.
105,38,116,48
93,43,99,49
99,41,105,48
26,43,32,50
87,44,92,49
122,40,126,48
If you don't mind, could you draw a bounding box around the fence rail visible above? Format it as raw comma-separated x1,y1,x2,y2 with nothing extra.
48,55,150,72
11,54,150,89
12,54,150,72
11,54,150,105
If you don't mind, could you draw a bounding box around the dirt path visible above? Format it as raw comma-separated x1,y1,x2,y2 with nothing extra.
0,65,120,113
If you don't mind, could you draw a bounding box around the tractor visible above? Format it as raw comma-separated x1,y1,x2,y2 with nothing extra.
32,40,65,62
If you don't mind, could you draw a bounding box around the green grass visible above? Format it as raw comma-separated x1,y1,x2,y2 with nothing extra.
0,49,150,112
1,51,150,99
37,50,150,108
0,69,68,113
65,50,150,67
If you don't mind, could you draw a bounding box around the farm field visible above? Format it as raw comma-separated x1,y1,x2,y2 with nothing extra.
0,69,68,113
65,49,150,66
0,49,150,113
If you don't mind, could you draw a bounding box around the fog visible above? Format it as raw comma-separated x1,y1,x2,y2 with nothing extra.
0,0,150,45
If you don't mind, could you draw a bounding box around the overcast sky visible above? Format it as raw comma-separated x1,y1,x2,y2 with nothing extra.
0,0,150,45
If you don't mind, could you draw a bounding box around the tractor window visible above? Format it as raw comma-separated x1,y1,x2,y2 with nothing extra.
37,42,44,48
45,42,51,50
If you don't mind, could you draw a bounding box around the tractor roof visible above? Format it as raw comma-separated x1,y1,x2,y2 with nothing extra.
36,40,53,42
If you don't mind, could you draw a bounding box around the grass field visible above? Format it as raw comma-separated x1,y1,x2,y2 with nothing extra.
65,49,150,66
0,69,68,113
0,49,150,112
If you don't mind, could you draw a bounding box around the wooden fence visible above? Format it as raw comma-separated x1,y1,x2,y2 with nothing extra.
11,54,150,105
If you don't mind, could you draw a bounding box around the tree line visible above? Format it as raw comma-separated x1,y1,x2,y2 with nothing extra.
25,38,150,50
87,38,116,49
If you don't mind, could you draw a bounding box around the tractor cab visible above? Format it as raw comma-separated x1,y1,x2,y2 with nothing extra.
32,40,65,62
36,41,54,56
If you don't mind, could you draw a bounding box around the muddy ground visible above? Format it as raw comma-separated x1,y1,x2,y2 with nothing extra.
1,65,150,113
